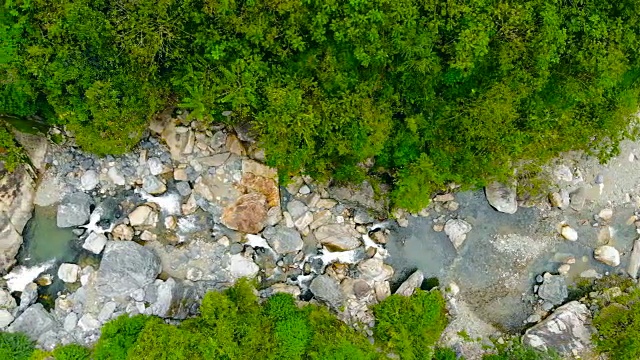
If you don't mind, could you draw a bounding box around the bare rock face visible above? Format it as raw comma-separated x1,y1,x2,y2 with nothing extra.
221,193,268,234
0,167,35,272
485,181,517,214
523,301,594,356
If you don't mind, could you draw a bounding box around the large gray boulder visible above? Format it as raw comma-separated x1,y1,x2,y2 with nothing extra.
310,275,344,310
0,166,35,272
263,226,303,255
95,241,161,298
57,192,93,228
537,274,568,305
523,301,593,355
314,224,361,251
8,304,57,341
485,181,517,214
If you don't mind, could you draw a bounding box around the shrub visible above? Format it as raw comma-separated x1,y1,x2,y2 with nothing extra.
52,344,91,360
93,314,154,360
0,332,35,360
372,289,447,359
592,287,640,360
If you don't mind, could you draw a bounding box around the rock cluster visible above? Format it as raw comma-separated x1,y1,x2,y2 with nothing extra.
0,113,399,349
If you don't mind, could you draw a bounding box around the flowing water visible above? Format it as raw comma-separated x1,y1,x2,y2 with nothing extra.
15,206,92,304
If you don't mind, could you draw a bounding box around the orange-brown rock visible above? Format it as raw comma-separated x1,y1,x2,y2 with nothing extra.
241,173,279,208
221,193,268,234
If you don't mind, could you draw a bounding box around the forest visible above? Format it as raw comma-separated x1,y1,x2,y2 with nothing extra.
2,0,640,210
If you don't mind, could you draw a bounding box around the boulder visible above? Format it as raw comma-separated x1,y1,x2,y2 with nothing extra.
263,226,303,255
286,200,308,220
128,205,158,228
8,304,56,341
310,275,344,310
57,192,93,228
95,241,161,298
395,270,425,297
627,239,640,278
0,309,14,328
560,225,578,241
0,167,35,271
228,254,260,280
82,232,108,254
537,274,568,305
485,181,517,214
221,193,268,234
80,170,99,191
147,157,165,176
149,278,197,319
594,245,620,267
19,282,38,311
357,258,394,282
314,224,362,251
57,263,80,283
0,289,16,310
107,167,126,186
142,175,167,195
12,131,48,171
523,301,593,355
444,219,472,250
112,224,134,241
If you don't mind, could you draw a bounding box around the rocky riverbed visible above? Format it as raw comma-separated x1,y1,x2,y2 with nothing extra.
1,111,640,359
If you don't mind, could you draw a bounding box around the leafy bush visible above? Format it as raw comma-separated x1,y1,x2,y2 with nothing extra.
3,0,640,209
52,344,91,360
592,287,640,360
372,289,447,359
93,314,154,360
0,332,35,360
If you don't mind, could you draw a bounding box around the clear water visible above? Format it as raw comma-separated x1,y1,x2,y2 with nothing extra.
387,190,638,332
16,206,88,303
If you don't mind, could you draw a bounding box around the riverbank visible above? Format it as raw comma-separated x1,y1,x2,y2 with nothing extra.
0,111,639,358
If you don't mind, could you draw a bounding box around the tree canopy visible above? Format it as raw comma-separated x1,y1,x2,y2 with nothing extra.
2,0,640,209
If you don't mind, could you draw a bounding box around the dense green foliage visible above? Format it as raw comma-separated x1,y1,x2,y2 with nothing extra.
1,281,449,359
51,344,92,360
372,290,448,359
592,287,640,360
0,332,34,360
93,314,154,360
3,0,640,208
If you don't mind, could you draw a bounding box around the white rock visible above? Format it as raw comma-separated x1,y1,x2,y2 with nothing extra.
57,263,80,283
560,225,578,241
128,205,158,227
80,170,99,191
63,312,78,332
83,232,108,254
558,264,570,275
0,309,14,328
485,181,518,214
147,157,164,176
444,219,472,249
107,167,126,186
594,245,620,267
598,208,613,221
627,239,640,278
78,313,101,332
